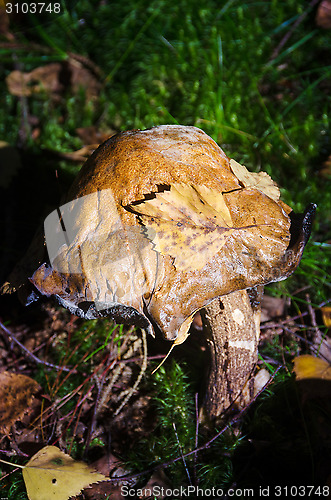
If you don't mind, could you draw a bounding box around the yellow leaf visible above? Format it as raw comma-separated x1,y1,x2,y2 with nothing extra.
136,183,232,227
131,183,261,271
22,446,108,500
293,354,331,381
229,159,280,201
321,306,331,328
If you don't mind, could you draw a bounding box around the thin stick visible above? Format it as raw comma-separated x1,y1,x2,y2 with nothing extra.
193,392,199,484
172,422,192,486
260,298,331,330
0,320,71,372
306,293,322,337
0,458,25,469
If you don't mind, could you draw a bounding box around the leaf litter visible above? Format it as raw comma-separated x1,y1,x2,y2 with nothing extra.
0,371,40,433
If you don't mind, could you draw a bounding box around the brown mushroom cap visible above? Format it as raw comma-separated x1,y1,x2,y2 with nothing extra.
4,125,315,343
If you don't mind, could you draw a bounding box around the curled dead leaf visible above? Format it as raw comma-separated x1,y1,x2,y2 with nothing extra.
0,371,40,433
229,158,280,201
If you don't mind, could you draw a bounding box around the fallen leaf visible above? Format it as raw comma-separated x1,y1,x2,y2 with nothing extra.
68,59,101,98
316,0,331,29
138,469,171,499
318,154,331,178
6,64,64,97
76,126,116,146
0,371,40,433
293,354,331,381
260,294,286,322
229,158,280,201
22,445,108,500
51,145,99,163
6,60,101,99
321,306,331,328
79,452,134,500
132,183,236,271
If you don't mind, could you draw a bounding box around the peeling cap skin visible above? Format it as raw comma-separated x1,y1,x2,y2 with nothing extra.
2,125,316,343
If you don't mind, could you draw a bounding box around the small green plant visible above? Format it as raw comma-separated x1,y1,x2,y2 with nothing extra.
1,457,28,500
125,361,196,481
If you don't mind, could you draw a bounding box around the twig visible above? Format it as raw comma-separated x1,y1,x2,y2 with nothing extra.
67,51,102,78
193,392,199,485
0,320,71,372
172,421,192,486
260,298,331,330
306,293,322,338
269,0,320,62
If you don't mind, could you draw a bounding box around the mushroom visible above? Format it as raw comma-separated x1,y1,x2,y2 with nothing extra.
2,125,316,418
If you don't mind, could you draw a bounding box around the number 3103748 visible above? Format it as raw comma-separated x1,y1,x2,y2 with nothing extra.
5,3,61,14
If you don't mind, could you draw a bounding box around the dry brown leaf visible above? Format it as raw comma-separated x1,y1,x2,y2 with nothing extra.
22,445,108,500
293,354,331,381
229,158,280,201
33,189,155,319
260,294,286,322
54,145,99,163
75,126,116,146
319,154,331,178
132,183,236,271
6,64,64,97
79,452,133,500
6,60,101,99
138,469,171,499
0,371,40,432
316,0,331,29
69,60,101,98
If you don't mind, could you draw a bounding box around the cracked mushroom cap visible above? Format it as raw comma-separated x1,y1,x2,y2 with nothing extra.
3,125,316,343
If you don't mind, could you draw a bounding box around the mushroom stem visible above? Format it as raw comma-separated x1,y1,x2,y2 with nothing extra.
200,286,263,419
